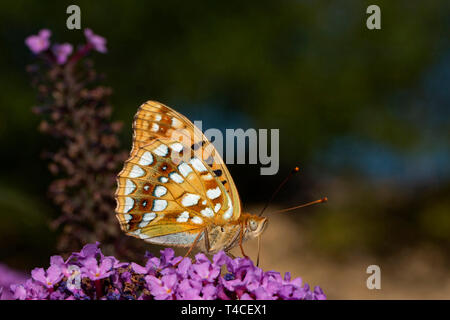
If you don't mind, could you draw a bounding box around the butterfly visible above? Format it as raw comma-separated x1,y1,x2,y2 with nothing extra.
115,101,268,259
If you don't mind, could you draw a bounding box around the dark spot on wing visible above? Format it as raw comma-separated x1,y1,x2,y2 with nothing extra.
191,140,206,150
160,162,169,171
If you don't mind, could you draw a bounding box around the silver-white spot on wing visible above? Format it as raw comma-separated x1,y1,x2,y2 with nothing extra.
129,165,145,178
153,185,167,197
153,144,169,156
176,211,190,223
142,212,157,221
223,195,233,220
159,176,169,183
151,123,159,132
138,151,154,166
181,193,200,207
170,143,184,153
214,203,221,213
189,157,207,172
178,162,193,178
124,197,134,213
130,229,149,239
200,207,214,217
139,220,150,228
169,172,184,183
152,199,167,212
202,173,213,181
206,187,221,200
124,179,136,195
191,216,203,224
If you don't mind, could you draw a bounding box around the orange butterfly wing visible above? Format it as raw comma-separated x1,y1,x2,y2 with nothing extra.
115,101,242,246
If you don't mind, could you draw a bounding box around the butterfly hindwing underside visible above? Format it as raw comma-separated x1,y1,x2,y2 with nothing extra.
115,101,242,247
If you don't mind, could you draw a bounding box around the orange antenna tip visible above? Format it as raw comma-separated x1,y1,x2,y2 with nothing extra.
271,196,328,214
259,164,302,217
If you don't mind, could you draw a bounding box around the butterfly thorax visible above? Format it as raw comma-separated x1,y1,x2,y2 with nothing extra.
200,224,241,253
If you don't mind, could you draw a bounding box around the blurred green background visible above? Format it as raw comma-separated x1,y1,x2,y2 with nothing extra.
0,1,449,298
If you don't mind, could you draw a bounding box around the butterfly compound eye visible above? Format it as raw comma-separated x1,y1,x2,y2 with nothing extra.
249,219,258,231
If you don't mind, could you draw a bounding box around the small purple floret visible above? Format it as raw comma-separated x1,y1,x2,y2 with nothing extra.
84,28,107,53
52,43,73,64
25,29,51,54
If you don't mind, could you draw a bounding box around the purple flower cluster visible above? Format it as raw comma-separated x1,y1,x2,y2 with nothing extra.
7,243,326,300
25,28,106,65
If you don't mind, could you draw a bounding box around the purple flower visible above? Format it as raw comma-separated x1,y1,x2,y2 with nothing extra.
313,286,327,300
71,241,102,260
190,253,220,283
220,258,257,293
130,256,159,277
49,290,67,300
145,273,177,300
253,286,276,300
80,257,114,280
31,265,63,288
159,248,183,267
84,29,107,53
52,43,73,64
107,255,128,269
131,262,147,274
175,258,192,278
25,29,51,54
75,241,101,258
20,279,49,300
10,284,27,300
240,293,254,300
49,255,73,278
175,279,202,300
212,250,229,266
201,284,218,300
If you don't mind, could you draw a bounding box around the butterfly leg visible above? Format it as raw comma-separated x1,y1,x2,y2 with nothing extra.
239,222,249,259
204,227,211,253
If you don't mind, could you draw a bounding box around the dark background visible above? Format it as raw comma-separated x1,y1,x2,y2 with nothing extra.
0,1,449,298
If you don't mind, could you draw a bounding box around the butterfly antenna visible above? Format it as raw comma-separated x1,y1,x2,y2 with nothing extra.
271,197,328,214
259,166,300,217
